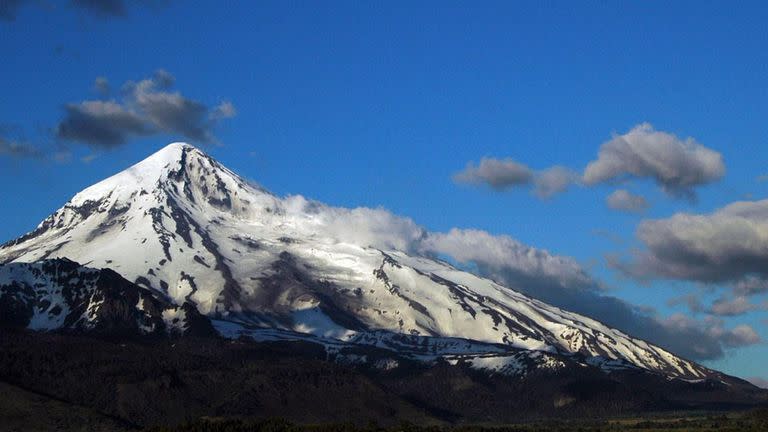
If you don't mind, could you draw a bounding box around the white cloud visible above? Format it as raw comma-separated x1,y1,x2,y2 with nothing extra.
583,123,725,199
211,101,237,120
56,70,236,148
533,166,578,199
419,228,595,292
283,195,426,253
621,199,768,284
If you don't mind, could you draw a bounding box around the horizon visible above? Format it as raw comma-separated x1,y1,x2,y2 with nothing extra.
1,1,767,388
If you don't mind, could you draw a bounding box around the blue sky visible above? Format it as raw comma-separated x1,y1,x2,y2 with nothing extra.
1,1,767,384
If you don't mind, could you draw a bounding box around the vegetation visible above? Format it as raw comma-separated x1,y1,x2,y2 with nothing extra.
0,330,765,430
150,412,768,432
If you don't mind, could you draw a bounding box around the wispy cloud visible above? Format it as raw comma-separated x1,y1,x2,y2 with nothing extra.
453,157,533,190
0,135,42,159
93,77,110,95
454,158,577,199
735,276,768,296
708,295,768,316
667,293,704,314
606,189,649,213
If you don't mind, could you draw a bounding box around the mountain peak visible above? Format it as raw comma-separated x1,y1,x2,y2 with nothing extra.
148,141,196,162
130,141,203,175
69,142,210,206
152,142,211,162
164,141,196,150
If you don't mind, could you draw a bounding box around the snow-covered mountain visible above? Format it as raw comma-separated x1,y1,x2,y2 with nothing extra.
0,143,710,379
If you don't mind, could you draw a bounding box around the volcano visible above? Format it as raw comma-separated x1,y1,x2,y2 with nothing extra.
0,143,760,388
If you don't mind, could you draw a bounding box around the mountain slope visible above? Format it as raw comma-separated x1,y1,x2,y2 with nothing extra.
0,258,216,336
0,143,713,379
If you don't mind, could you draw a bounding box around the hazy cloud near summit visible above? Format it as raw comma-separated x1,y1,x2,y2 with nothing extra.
55,70,236,148
420,228,596,293
583,123,725,199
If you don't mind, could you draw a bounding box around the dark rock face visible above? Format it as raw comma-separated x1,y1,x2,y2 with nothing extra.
178,302,218,338
0,259,216,338
0,282,35,327
85,268,167,335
